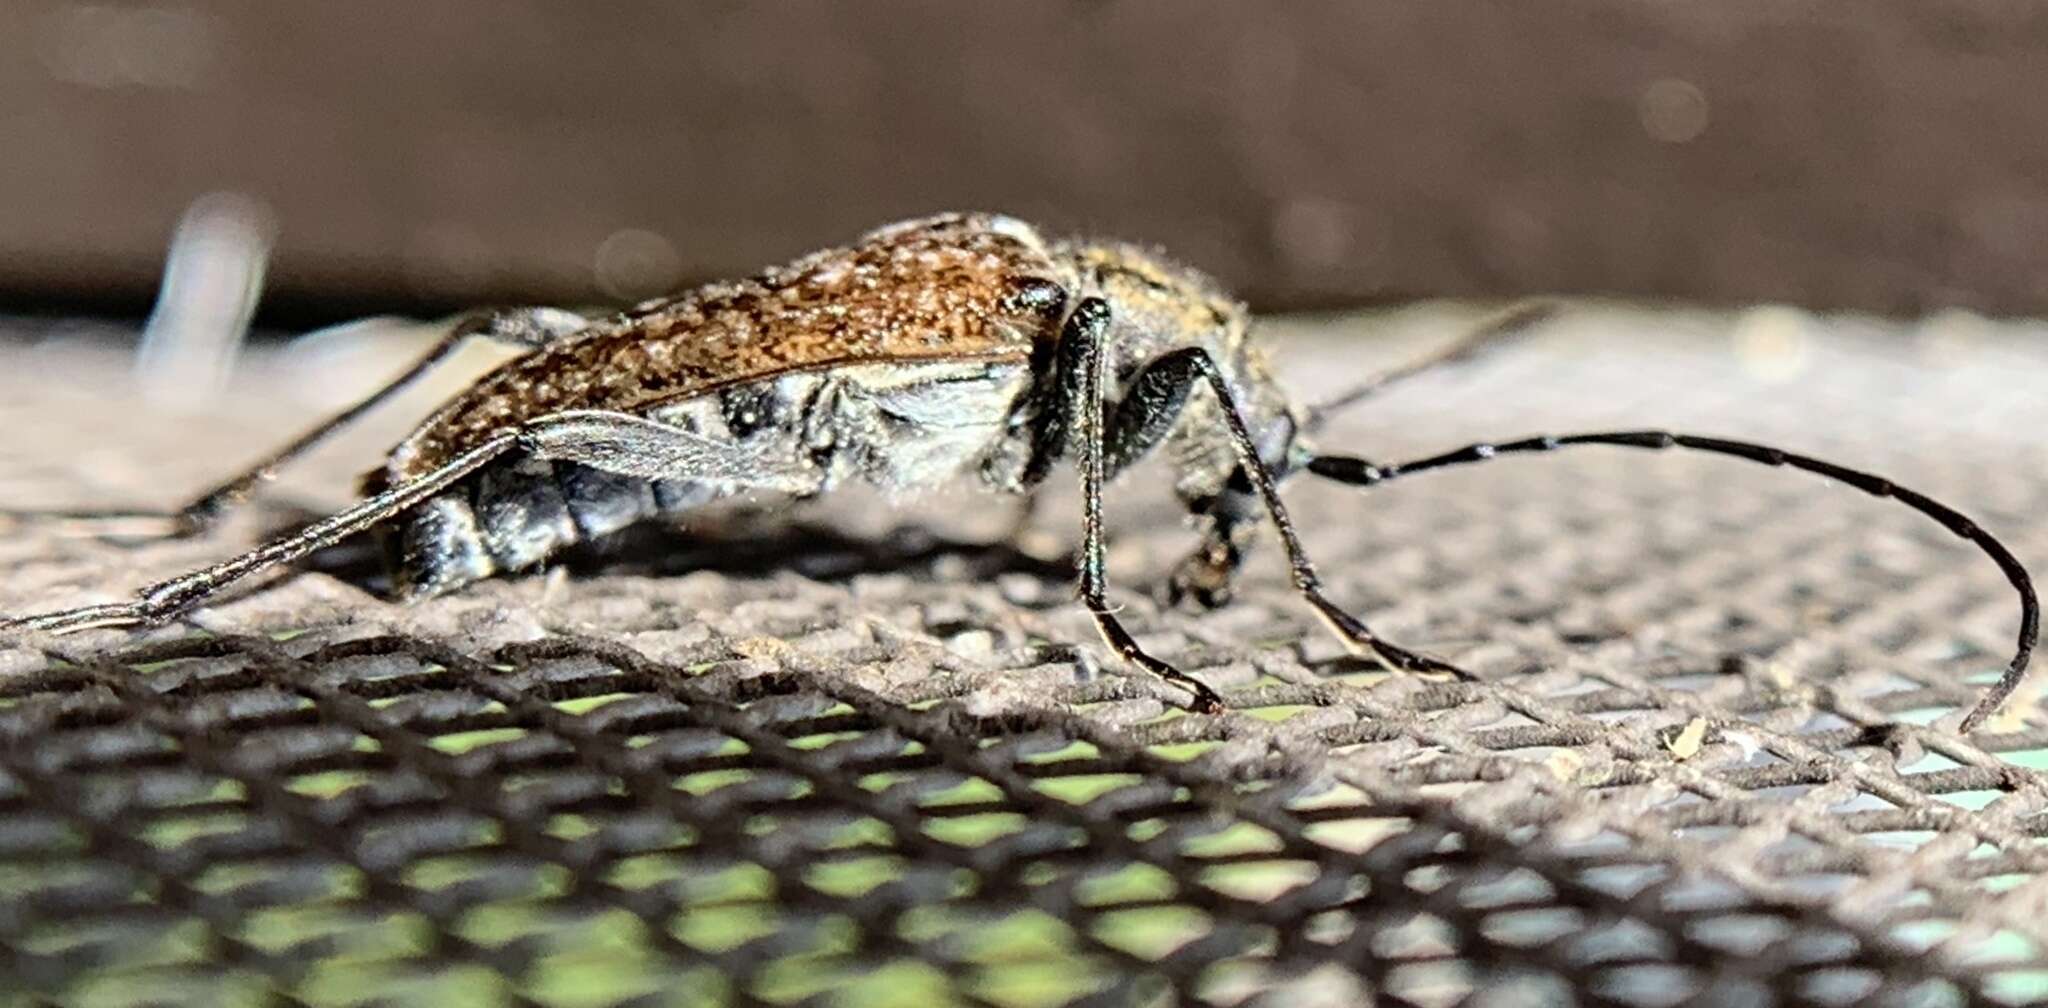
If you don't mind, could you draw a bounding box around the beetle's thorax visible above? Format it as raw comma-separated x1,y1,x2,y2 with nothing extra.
1050,239,1304,501
1058,239,1248,358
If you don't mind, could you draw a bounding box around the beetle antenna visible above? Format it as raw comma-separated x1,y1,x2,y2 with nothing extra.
1306,431,2038,734
1303,300,1560,434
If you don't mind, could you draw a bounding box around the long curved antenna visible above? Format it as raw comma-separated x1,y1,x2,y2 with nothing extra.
1306,431,2038,735
1303,301,1560,434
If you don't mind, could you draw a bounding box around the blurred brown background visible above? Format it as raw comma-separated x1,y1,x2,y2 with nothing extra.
6,1,2048,320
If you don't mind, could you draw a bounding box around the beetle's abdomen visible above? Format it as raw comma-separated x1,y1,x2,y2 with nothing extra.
390,460,712,600
386,358,1036,599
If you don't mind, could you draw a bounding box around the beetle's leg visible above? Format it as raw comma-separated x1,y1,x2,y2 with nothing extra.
517,409,818,490
1056,297,1231,713
3,434,522,634
1144,302,1561,610
3,406,819,636
7,307,590,541
1101,344,1473,681
1019,296,1092,488
1091,350,1260,609
1307,431,2039,734
1161,479,1262,610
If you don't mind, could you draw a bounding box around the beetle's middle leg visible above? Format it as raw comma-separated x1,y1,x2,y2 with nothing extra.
1097,344,1473,682
7,307,591,541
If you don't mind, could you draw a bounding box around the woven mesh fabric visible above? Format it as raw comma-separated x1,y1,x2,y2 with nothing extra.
1,304,2046,1007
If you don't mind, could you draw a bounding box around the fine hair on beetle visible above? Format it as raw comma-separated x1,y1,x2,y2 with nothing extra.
3,213,2036,733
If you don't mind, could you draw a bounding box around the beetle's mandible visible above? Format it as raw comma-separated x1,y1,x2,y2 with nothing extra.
5,212,2037,731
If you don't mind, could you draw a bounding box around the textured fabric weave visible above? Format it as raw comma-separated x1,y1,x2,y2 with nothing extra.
1,305,2045,1006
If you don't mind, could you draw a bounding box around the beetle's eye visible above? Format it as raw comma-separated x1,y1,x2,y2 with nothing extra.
1003,277,1067,318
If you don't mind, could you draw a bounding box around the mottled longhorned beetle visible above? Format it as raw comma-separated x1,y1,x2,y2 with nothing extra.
5,213,2036,730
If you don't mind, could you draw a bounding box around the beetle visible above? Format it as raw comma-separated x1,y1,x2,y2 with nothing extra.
4,212,2036,730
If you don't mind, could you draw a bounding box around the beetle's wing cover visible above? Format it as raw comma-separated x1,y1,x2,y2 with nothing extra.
388,213,1067,480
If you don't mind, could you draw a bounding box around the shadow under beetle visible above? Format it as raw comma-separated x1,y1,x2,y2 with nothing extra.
5,213,2036,731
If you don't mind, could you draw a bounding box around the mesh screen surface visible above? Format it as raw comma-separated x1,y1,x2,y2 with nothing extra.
2,305,2046,1007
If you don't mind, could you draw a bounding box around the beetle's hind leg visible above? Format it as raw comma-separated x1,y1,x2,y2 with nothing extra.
4,435,526,635
2,307,590,543
5,407,823,636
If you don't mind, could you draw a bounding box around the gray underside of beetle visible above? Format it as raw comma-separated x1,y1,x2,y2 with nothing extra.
390,359,1033,599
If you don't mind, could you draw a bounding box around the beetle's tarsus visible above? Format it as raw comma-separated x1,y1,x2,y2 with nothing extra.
1163,547,1237,611
3,602,152,636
